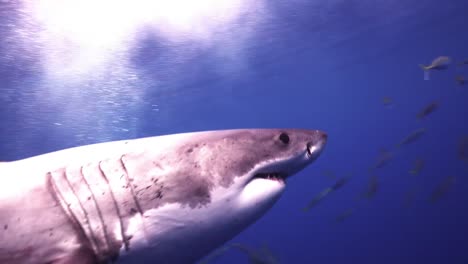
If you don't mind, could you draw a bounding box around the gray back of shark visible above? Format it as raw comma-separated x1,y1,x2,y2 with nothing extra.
0,128,327,264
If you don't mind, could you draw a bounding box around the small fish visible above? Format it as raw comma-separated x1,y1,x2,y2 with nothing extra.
455,75,466,86
397,128,426,148
302,188,332,211
370,149,393,171
382,97,394,107
458,136,468,162
429,176,456,204
335,207,355,223
303,177,350,212
458,59,468,66
420,56,451,80
331,177,350,191
409,158,425,175
231,243,280,264
198,246,230,264
417,101,439,119
361,175,379,200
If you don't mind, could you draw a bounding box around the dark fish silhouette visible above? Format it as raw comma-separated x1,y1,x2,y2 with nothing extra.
382,97,394,107
303,177,350,212
397,128,426,148
231,243,280,264
458,59,468,66
370,149,393,172
417,101,439,119
360,175,379,200
409,158,425,175
198,246,230,264
458,136,468,162
335,207,355,223
331,177,350,191
455,75,466,86
429,176,456,204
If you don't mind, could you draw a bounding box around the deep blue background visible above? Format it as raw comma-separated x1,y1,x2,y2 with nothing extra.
1,0,468,263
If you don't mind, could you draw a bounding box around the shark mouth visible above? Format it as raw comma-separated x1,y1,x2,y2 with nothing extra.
253,172,287,183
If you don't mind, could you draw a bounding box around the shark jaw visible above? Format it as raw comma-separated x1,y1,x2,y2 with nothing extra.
117,129,327,264
242,135,327,199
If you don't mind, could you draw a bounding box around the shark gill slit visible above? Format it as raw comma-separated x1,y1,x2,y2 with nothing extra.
79,166,113,256
119,155,143,215
97,161,129,251
63,167,101,254
46,172,95,253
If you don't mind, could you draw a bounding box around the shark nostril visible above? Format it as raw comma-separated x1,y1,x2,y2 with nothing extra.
306,142,313,156
316,131,327,142
322,133,328,141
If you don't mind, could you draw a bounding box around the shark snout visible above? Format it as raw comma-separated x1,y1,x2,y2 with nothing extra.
317,131,328,142
306,131,327,159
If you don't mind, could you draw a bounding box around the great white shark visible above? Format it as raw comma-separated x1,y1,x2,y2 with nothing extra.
0,128,327,264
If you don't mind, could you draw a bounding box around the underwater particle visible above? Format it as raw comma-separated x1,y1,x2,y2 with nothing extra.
335,207,355,223
458,136,468,162
429,176,456,204
455,75,466,86
397,128,426,148
302,177,350,212
419,56,451,80
231,243,280,264
409,158,425,175
416,101,439,119
370,149,393,172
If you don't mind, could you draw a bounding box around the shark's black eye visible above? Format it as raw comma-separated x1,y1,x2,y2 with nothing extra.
279,132,290,144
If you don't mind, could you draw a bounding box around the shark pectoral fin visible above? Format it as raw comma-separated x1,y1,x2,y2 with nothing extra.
50,248,99,264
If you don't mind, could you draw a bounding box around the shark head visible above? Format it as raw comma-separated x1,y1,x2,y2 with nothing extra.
118,129,327,263
198,129,327,215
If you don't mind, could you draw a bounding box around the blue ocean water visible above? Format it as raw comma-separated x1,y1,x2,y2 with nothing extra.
1,0,467,263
